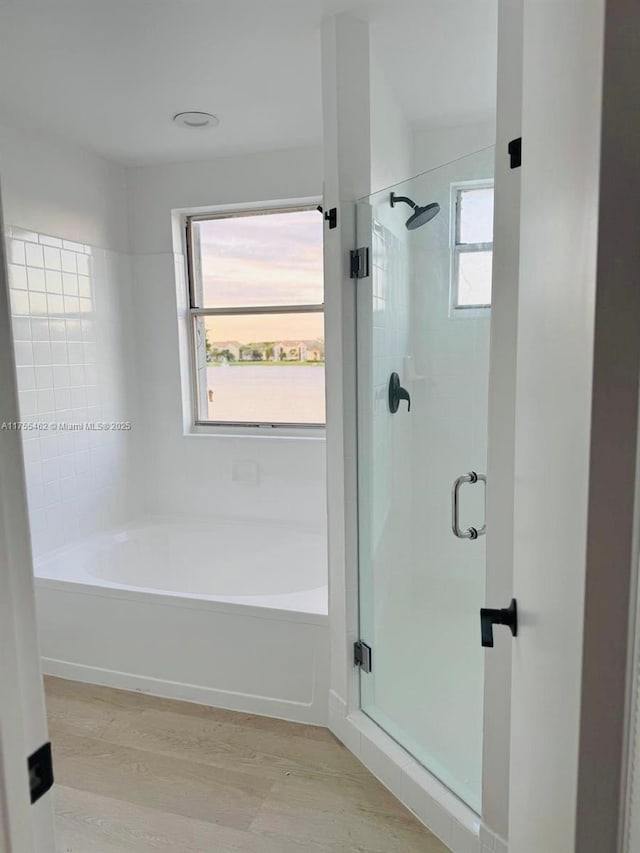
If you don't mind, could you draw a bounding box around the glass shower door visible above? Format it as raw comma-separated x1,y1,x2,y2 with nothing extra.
356,149,494,812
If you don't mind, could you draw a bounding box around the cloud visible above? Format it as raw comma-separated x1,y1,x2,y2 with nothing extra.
195,209,324,307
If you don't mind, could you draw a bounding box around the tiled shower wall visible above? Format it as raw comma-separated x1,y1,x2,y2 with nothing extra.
5,226,139,557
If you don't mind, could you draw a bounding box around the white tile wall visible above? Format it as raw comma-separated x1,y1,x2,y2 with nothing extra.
5,226,139,557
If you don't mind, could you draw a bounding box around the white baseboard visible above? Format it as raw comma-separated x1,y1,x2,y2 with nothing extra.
328,690,508,853
42,658,329,726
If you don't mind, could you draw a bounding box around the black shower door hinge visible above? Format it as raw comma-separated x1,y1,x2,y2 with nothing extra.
354,640,372,673
350,247,370,279
28,741,54,804
508,137,522,169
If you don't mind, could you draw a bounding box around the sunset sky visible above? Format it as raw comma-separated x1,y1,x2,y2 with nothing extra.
196,208,324,343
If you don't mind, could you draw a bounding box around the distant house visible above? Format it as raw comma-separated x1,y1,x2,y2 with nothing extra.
207,340,241,361
306,346,324,362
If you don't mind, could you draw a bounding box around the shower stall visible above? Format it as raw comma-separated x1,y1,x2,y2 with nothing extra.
354,147,494,813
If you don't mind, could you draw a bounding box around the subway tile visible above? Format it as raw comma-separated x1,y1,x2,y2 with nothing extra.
79,297,93,314
11,227,39,244
43,246,62,270
62,272,78,295
71,387,87,409
81,319,95,342
43,480,61,507
36,389,56,413
34,366,53,389
77,274,91,297
39,234,63,248
27,483,44,512
60,476,76,501
16,366,35,391
65,319,82,341
63,240,85,253
48,319,66,341
45,269,63,294
30,317,50,341
52,365,70,388
8,264,28,290
47,294,65,316
57,454,75,478
25,242,44,268
18,390,37,416
21,439,40,464
60,250,77,273
76,254,90,276
50,342,68,364
10,289,30,315
32,341,51,365
8,238,26,265
64,295,80,314
40,457,59,483
11,317,31,340
14,341,33,366
54,388,71,411
39,434,59,461
68,365,84,386
75,450,91,474
67,342,83,364
28,291,48,315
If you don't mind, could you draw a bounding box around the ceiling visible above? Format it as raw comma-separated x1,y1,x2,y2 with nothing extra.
0,0,497,166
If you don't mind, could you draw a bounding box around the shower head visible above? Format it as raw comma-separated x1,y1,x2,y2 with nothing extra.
390,192,440,230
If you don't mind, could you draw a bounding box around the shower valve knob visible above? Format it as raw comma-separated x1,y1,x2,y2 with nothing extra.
388,372,411,413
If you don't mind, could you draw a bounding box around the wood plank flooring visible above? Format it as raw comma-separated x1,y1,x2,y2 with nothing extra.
46,677,449,852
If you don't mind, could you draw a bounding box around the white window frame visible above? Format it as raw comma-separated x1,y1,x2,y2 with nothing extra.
185,203,325,433
449,179,494,317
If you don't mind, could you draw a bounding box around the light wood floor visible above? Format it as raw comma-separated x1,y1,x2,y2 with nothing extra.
45,676,449,853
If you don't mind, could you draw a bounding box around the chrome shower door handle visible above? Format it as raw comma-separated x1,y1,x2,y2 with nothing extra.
451,472,487,540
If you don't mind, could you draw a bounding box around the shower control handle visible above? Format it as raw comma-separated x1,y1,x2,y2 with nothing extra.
451,472,486,539
388,373,411,413
480,599,518,648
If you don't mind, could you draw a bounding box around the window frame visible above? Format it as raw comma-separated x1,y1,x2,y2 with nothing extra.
185,204,326,432
449,179,494,316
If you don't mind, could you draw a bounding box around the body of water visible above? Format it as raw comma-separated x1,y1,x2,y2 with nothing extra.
206,365,325,424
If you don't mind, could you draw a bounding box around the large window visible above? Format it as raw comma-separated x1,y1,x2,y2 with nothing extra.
451,182,494,311
186,206,325,428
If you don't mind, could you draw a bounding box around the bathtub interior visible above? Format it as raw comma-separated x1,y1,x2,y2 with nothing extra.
34,517,329,614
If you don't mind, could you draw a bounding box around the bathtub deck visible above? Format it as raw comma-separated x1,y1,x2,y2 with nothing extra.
46,676,449,853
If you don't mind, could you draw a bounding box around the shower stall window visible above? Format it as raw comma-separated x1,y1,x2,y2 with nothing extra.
185,205,325,428
451,181,494,311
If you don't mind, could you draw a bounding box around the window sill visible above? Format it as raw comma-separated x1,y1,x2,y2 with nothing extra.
186,424,326,441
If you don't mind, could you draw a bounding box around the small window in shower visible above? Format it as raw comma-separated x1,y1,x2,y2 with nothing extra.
451,181,494,311
185,206,325,428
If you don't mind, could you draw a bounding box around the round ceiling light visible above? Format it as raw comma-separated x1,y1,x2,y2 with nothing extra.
172,111,219,129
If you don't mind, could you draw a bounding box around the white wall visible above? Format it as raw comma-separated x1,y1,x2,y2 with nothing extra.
0,110,129,253
0,113,139,558
414,120,496,176
369,59,413,194
126,146,327,528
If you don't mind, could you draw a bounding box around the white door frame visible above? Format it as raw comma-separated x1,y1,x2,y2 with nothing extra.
0,196,55,852
508,0,640,849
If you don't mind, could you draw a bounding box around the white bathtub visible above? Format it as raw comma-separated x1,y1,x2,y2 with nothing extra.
34,518,330,724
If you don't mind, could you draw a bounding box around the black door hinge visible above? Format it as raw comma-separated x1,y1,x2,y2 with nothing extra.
508,137,522,169
350,247,370,279
354,640,372,673
28,741,54,804
317,205,337,229
324,207,337,229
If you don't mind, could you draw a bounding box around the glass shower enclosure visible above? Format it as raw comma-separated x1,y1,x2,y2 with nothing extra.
356,148,494,812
